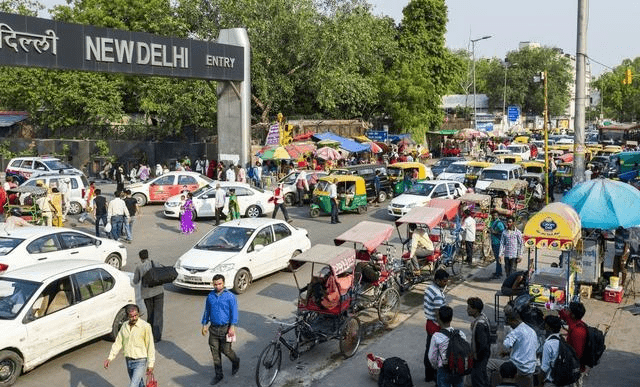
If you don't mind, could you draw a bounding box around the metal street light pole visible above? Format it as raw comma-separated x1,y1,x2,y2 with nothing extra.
502,59,510,135
472,35,492,130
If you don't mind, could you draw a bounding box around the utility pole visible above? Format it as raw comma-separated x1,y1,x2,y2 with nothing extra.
573,0,588,186
471,35,492,129
543,71,550,204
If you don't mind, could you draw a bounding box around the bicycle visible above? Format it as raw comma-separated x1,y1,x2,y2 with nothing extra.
437,227,464,276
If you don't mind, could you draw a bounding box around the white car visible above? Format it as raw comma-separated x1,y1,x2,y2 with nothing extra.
474,164,524,193
163,182,275,219
0,260,136,386
5,156,83,181
436,161,469,183
0,226,127,273
506,144,531,160
174,218,311,293
387,180,465,218
126,171,213,206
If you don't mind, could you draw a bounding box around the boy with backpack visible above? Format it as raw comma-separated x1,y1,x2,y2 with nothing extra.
541,315,581,387
428,305,469,387
467,297,491,387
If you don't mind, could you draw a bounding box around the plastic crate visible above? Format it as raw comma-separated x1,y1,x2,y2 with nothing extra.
603,286,624,303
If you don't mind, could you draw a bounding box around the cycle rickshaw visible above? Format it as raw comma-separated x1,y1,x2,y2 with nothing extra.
486,179,530,230
4,185,48,225
334,221,401,325
255,244,361,387
458,193,493,260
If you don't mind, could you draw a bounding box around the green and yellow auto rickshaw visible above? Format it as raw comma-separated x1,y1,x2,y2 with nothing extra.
386,162,428,195
309,175,368,217
555,162,573,192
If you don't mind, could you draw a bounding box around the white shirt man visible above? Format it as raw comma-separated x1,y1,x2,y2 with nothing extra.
215,185,226,209
226,167,236,182
462,214,476,242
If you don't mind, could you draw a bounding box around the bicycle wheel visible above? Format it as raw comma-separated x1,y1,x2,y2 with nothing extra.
377,287,400,325
449,247,464,276
255,342,282,387
339,317,361,358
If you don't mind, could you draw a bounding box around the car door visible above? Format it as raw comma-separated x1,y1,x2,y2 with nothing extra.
176,174,200,197
25,234,68,264
57,232,102,262
194,188,216,217
148,175,176,202
272,223,295,266
430,183,449,200
245,226,277,278
233,187,255,215
23,275,81,364
71,268,118,339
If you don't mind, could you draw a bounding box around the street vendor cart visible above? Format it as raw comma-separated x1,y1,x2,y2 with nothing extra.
523,202,581,309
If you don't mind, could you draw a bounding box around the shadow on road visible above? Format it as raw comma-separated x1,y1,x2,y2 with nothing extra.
156,340,209,375
62,363,113,387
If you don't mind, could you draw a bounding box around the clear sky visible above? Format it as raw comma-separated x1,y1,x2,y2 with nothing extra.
37,0,638,76
368,0,640,76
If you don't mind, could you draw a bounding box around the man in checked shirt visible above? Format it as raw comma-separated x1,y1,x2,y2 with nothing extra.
499,217,524,277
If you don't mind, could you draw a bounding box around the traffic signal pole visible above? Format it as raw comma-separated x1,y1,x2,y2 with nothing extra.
573,0,588,186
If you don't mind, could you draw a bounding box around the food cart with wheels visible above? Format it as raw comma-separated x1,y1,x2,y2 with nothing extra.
523,202,581,308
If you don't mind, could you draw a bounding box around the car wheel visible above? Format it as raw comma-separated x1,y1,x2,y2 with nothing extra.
377,190,387,203
105,253,122,270
233,269,251,294
191,210,197,221
246,205,262,218
0,350,22,386
133,193,147,206
108,308,128,341
284,193,296,207
68,201,83,215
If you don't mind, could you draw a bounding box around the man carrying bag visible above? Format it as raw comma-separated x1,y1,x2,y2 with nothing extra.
133,249,171,342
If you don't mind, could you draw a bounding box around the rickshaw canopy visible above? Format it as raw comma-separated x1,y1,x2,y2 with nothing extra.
524,203,581,250
6,185,47,196
387,162,427,179
514,136,530,144
521,161,545,174
466,161,494,169
497,154,523,164
486,179,528,194
458,193,492,209
395,206,446,230
428,198,461,220
334,221,394,253
290,244,356,275
557,153,574,163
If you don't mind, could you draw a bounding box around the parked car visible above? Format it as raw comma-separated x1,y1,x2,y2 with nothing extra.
430,157,465,178
20,173,90,215
330,164,393,202
474,164,524,193
163,182,274,219
126,171,213,206
173,218,311,293
5,157,83,181
0,260,137,386
0,226,127,273
278,170,328,206
436,161,469,183
387,179,465,218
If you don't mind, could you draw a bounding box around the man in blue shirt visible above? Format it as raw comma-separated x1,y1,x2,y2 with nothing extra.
201,274,240,385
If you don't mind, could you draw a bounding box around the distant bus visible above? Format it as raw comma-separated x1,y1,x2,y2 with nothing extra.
598,123,640,145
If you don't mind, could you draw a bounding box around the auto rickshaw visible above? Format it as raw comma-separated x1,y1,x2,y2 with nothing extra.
520,160,545,175
513,135,530,144
497,154,523,164
386,162,428,195
555,162,573,192
486,179,530,230
309,175,367,217
599,145,623,157
464,161,494,188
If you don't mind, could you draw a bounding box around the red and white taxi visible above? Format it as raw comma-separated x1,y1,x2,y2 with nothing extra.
126,171,213,206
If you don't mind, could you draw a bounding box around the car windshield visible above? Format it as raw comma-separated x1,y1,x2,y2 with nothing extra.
0,278,40,319
507,145,523,153
480,170,508,180
434,160,454,167
0,237,24,256
467,166,484,175
195,226,254,252
192,184,213,196
281,173,298,185
406,182,435,196
42,159,72,170
445,164,466,173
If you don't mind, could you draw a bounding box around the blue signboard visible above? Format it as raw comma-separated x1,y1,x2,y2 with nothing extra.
366,130,388,142
477,122,494,131
508,105,520,122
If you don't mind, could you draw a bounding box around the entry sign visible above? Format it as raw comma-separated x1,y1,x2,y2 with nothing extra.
366,130,387,142
508,105,520,122
0,12,244,81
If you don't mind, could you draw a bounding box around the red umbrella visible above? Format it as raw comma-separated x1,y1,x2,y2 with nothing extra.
368,142,383,153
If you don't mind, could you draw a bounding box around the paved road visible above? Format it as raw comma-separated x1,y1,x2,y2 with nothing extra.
17,183,478,387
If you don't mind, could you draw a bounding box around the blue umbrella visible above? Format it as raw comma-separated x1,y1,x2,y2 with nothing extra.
561,178,640,229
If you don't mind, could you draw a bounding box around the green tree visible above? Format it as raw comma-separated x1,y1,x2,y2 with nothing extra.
0,0,44,16
592,58,640,122
478,46,572,117
380,0,463,140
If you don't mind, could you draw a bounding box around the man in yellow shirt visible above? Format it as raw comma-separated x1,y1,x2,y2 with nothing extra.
409,226,435,274
104,304,155,387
